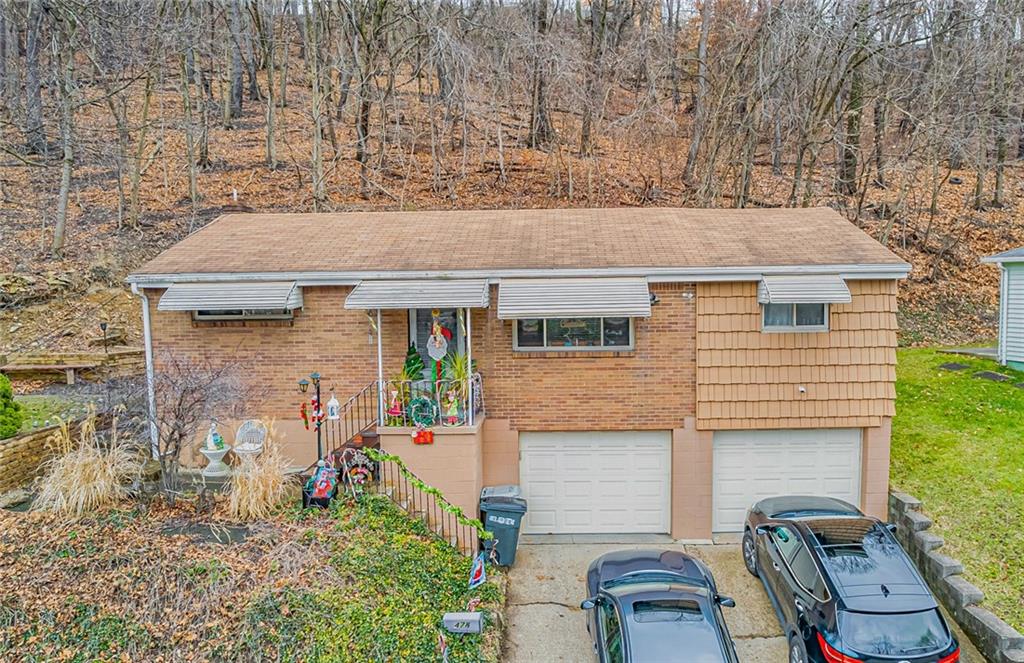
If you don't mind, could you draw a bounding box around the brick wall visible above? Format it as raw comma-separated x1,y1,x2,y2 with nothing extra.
473,283,697,431
146,287,408,419
147,279,897,437
695,280,898,430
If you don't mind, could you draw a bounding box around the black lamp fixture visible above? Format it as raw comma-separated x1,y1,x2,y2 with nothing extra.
298,372,324,460
99,321,109,354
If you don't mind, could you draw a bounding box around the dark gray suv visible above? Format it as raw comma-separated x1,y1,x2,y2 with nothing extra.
743,495,961,663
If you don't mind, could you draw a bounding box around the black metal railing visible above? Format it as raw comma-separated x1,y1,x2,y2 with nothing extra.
370,454,480,556
323,381,379,459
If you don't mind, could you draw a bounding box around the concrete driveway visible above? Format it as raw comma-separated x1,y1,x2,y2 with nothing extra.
503,538,985,663
502,538,787,663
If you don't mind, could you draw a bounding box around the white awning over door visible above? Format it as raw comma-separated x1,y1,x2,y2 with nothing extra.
344,279,490,309
157,281,303,311
497,277,651,319
757,274,851,304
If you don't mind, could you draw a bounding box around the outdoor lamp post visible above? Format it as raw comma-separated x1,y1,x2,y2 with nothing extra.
298,372,323,461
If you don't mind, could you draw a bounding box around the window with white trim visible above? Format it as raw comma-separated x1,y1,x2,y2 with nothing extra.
193,308,294,321
761,303,828,332
513,317,634,351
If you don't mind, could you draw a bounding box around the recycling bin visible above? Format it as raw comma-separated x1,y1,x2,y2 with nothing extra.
479,488,528,566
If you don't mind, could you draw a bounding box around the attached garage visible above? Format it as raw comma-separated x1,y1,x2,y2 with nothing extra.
519,431,671,534
712,428,862,532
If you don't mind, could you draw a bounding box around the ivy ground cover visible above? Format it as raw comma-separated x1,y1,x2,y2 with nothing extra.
0,494,504,662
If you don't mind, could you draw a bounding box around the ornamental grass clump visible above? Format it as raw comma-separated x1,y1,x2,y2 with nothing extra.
33,412,142,518
227,422,296,522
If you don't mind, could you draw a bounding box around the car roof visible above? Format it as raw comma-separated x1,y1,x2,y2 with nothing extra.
755,495,863,519
797,517,937,613
590,549,711,589
609,585,732,662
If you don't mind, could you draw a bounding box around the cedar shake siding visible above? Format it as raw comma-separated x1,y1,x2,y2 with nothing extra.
695,280,898,430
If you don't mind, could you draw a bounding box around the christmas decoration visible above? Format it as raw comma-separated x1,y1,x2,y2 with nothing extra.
407,396,438,428
403,343,425,378
326,393,341,420
468,552,487,589
299,402,310,430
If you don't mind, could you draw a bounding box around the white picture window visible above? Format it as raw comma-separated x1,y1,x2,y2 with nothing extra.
762,303,828,332
513,317,634,351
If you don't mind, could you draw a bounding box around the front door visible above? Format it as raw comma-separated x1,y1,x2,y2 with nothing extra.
409,308,464,376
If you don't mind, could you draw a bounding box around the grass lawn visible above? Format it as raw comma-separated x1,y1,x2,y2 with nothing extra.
0,494,504,662
15,395,95,433
892,348,1024,632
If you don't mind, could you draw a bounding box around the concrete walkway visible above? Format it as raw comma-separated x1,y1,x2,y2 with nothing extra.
503,539,986,663
502,540,787,663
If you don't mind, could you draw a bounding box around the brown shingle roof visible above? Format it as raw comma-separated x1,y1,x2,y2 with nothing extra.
130,207,906,278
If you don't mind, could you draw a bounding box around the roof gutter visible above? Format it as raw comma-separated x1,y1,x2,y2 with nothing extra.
126,262,911,288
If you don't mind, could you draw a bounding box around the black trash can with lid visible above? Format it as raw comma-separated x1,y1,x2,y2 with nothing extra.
479,488,528,567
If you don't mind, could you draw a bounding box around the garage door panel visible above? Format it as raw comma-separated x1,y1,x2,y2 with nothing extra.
713,429,862,532
520,431,671,534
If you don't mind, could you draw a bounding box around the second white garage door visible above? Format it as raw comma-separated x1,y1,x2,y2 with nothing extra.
519,431,671,534
712,428,862,532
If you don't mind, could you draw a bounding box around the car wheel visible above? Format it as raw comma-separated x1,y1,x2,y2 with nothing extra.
742,530,759,576
788,633,809,663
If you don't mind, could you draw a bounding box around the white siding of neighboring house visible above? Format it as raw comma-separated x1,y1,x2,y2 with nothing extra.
1003,264,1024,365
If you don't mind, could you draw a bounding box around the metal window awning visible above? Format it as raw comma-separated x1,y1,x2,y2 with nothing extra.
344,279,490,309
497,277,652,319
157,281,303,311
757,274,851,304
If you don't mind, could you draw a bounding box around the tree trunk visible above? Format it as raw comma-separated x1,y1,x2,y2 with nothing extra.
528,0,553,148
683,0,711,184
872,98,886,186
24,0,46,155
304,1,326,208
228,0,244,120
52,42,75,256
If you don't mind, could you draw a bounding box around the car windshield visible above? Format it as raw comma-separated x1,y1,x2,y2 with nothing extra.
627,600,727,662
838,609,949,656
604,571,704,589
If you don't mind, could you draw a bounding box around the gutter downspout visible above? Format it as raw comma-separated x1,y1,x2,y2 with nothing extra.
131,284,159,459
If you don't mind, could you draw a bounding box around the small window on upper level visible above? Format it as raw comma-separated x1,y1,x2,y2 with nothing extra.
762,303,828,332
193,308,294,321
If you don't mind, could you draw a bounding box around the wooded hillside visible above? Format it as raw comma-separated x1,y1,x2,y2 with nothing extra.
1,0,1022,354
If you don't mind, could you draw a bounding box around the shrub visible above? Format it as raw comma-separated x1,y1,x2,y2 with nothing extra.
227,422,296,521
0,374,24,439
33,413,142,518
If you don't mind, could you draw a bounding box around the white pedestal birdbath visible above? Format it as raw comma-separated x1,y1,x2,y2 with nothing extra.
200,446,232,477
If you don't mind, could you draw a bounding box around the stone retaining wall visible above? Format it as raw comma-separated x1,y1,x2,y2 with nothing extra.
0,415,110,494
890,491,1024,663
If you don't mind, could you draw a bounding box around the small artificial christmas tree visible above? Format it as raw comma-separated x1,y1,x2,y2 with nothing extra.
402,344,425,379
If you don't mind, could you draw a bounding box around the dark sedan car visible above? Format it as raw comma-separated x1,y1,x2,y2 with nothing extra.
581,549,740,663
742,496,961,663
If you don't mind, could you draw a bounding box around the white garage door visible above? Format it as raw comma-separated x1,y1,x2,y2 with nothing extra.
712,428,862,532
519,431,671,534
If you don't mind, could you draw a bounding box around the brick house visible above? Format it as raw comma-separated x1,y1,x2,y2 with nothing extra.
127,207,908,541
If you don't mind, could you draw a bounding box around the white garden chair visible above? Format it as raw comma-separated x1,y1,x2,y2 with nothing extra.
233,419,268,460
